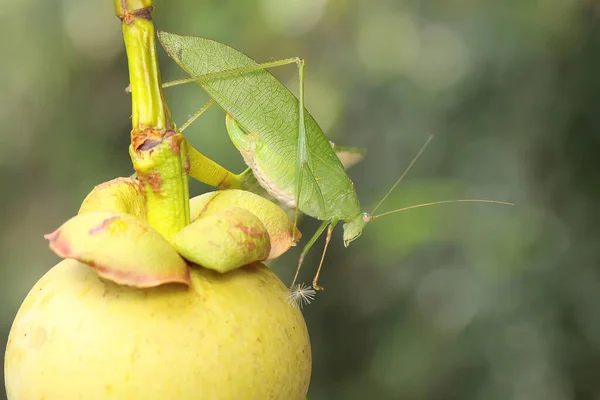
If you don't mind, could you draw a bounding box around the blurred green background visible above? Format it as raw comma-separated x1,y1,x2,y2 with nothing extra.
2,0,599,399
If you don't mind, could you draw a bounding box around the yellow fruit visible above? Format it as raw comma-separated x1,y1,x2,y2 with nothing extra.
4,259,311,399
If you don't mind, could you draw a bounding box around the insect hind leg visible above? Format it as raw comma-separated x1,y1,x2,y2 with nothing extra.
292,58,327,242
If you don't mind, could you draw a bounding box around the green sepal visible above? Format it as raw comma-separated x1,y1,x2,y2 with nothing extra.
173,207,270,273
78,177,146,218
190,190,301,261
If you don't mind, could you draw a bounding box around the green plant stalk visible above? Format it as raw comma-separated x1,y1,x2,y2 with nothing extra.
115,0,190,242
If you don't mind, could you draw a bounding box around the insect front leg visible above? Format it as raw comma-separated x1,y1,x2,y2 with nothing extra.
290,220,329,290
312,220,338,291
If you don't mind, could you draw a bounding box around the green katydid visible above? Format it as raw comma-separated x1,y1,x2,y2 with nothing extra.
156,31,513,293
172,101,366,222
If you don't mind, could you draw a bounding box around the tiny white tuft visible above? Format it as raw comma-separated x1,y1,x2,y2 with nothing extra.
286,283,316,309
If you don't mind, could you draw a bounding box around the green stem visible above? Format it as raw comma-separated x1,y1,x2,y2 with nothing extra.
115,0,190,242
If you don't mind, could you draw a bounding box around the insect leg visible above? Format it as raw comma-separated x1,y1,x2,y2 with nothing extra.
179,99,215,133
126,58,304,93
291,61,326,240
290,220,329,289
312,220,339,291
159,58,302,89
292,59,311,242
180,103,241,189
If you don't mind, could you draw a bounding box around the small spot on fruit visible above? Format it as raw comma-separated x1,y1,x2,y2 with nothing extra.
79,286,91,298
28,326,48,350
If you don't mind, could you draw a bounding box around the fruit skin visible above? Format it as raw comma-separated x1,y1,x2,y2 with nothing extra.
4,259,311,399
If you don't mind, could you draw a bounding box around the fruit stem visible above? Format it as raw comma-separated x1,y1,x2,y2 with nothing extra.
115,0,190,242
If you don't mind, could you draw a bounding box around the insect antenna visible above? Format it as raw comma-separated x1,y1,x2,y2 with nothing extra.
369,135,434,216
367,135,514,221
371,199,514,220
